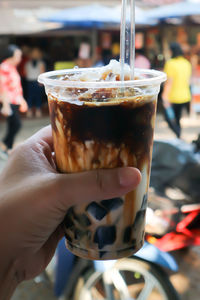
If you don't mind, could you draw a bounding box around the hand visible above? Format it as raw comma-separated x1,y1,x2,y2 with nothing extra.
19,97,28,113
1,103,12,117
161,94,171,109
162,78,172,109
0,126,141,291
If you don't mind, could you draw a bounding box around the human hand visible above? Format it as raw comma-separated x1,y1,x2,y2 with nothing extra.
0,126,141,291
162,98,171,109
1,103,12,117
162,78,172,109
161,92,170,109
19,97,28,113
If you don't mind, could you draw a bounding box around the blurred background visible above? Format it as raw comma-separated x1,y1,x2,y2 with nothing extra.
0,0,200,299
1,0,200,115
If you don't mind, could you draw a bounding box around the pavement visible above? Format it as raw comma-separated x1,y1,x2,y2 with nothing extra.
0,111,200,300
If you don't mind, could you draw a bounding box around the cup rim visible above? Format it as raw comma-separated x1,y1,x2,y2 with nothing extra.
38,67,167,89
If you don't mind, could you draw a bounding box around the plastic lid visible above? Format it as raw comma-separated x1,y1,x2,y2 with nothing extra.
38,67,167,89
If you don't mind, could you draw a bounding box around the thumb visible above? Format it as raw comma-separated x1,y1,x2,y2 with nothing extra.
49,167,141,215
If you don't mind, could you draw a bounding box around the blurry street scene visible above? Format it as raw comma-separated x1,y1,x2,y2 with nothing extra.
0,0,200,299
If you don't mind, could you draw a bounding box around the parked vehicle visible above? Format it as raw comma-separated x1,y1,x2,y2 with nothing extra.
43,239,179,300
148,139,200,251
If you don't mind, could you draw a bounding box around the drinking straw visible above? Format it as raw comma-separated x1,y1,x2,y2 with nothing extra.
130,0,135,80
120,0,127,82
120,0,135,81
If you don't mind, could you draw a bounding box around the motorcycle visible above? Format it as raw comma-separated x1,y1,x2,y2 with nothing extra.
44,238,179,300
147,139,200,251
146,190,200,251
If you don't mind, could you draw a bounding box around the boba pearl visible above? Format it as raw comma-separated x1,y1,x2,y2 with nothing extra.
94,226,116,249
86,202,107,220
65,233,72,243
133,210,146,231
123,226,132,243
141,193,148,210
100,197,123,212
74,213,91,227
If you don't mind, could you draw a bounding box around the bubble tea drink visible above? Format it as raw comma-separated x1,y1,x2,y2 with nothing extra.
39,60,166,260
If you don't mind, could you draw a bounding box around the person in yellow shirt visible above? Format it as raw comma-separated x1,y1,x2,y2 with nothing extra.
162,42,192,138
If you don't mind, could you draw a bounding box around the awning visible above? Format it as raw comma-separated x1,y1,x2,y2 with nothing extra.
41,3,157,28
147,1,200,21
0,8,62,35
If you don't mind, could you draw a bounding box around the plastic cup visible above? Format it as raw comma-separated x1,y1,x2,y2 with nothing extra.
39,67,166,260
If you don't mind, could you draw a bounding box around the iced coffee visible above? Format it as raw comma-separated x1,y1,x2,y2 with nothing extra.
39,60,166,260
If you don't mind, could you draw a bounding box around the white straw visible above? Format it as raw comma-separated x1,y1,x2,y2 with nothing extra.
130,0,135,80
120,0,127,82
120,0,135,82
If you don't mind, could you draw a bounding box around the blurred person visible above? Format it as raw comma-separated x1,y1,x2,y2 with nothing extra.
18,45,30,99
192,32,200,56
0,45,28,157
111,43,120,61
76,42,92,68
25,47,45,118
76,57,92,68
0,126,141,298
102,49,112,66
93,47,104,67
135,49,151,69
162,42,192,138
190,54,200,115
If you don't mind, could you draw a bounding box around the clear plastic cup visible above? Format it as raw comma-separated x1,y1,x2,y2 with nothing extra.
39,67,166,260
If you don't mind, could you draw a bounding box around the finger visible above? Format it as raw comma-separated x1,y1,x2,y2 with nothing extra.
10,126,56,173
50,167,141,213
25,126,56,169
26,125,53,151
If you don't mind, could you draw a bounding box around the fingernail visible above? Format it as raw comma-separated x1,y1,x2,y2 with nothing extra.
118,167,141,187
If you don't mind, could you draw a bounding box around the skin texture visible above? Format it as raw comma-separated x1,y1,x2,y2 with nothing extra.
0,126,141,299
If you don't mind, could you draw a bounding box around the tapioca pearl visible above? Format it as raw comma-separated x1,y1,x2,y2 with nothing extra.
86,202,107,221
65,233,73,243
63,215,74,228
141,194,148,210
94,226,116,249
74,213,91,227
100,198,123,212
123,226,132,243
63,207,75,228
133,210,146,231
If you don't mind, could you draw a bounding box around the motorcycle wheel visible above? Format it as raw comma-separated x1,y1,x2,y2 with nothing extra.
73,257,180,300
